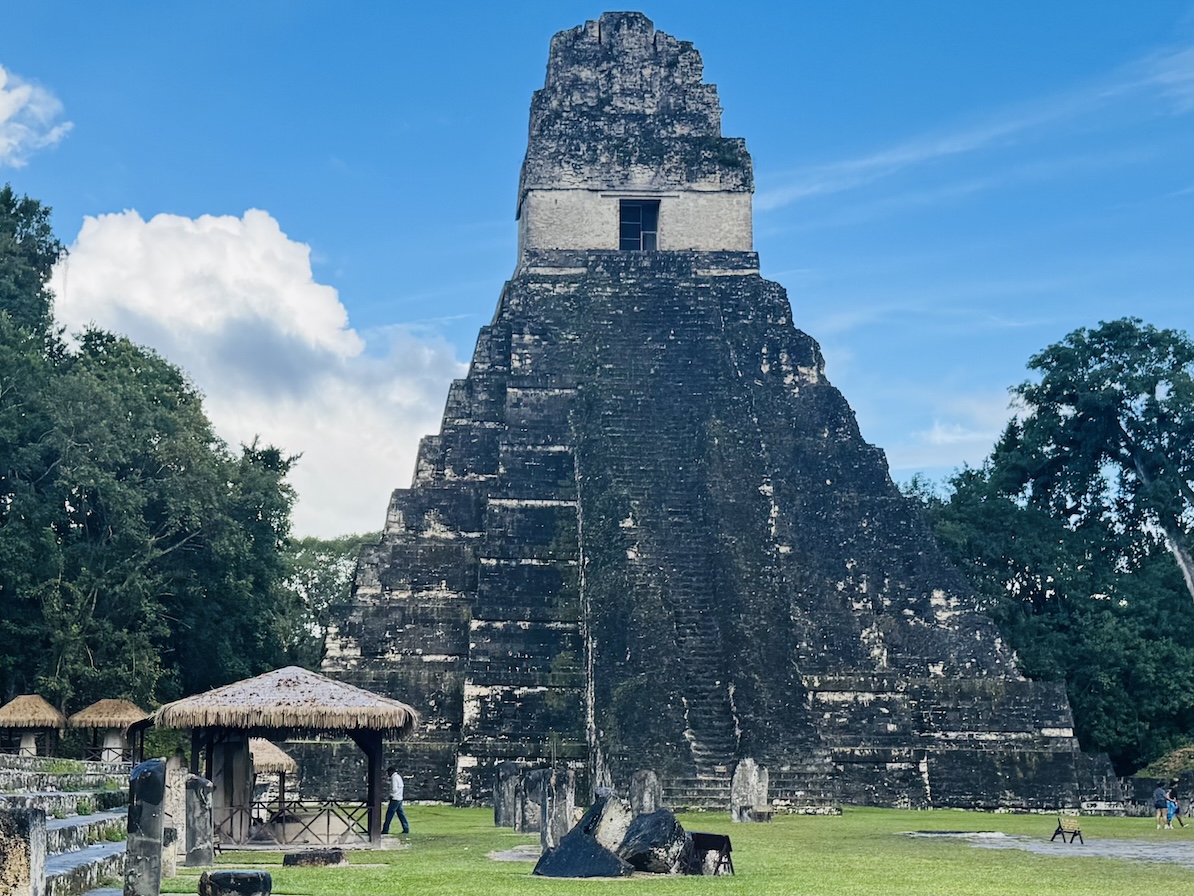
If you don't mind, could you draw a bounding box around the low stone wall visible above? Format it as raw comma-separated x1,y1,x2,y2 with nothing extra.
0,791,126,816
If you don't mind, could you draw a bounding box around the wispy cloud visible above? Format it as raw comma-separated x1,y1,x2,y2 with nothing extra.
881,391,1016,475
756,42,1194,212
0,64,72,167
1135,44,1194,112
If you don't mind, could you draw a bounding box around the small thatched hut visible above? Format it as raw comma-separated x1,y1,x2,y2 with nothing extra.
249,738,298,776
0,695,67,756
249,738,298,825
151,666,417,846
68,699,148,762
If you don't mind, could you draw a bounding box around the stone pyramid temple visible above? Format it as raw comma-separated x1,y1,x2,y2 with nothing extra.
322,12,1102,810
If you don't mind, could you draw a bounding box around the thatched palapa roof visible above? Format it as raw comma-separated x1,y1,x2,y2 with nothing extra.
250,738,298,775
0,694,67,729
153,666,418,736
68,699,149,730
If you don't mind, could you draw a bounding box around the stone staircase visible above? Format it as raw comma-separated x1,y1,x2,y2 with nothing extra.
0,756,129,896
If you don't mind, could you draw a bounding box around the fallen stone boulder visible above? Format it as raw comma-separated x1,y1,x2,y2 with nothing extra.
533,827,633,878
617,808,692,873
584,794,633,852
282,848,346,867
198,869,272,896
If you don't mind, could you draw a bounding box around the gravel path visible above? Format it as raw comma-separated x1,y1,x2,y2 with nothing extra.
908,831,1194,868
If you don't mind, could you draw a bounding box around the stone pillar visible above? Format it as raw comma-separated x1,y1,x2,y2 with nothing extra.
730,758,768,822
629,770,662,816
0,807,46,896
211,735,251,844
125,758,166,896
494,761,521,828
101,729,125,763
185,774,215,867
161,752,187,878
540,767,576,851
514,768,551,834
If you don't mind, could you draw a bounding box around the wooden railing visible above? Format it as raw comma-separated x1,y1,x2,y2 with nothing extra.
214,798,371,846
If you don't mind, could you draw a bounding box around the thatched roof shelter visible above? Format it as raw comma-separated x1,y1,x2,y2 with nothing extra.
68,699,149,730
153,666,418,735
148,666,417,847
249,738,298,775
0,694,66,729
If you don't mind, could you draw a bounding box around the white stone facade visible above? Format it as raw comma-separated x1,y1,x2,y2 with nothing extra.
518,189,752,257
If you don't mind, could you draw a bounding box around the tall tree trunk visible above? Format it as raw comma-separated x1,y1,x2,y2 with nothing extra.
1160,520,1194,608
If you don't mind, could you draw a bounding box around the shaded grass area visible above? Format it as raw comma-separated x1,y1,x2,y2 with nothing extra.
162,805,1194,896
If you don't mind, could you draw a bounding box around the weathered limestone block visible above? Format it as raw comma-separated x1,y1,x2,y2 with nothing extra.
0,807,46,896
730,758,769,822
184,774,215,867
161,827,178,878
161,751,187,878
629,770,662,816
125,758,165,896
198,870,272,896
493,761,521,828
617,809,691,873
540,767,576,851
514,768,551,834
587,795,633,853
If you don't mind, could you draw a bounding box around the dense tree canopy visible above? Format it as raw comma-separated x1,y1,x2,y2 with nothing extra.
1010,318,1194,603
0,187,301,711
909,318,1194,774
0,184,61,337
277,531,379,667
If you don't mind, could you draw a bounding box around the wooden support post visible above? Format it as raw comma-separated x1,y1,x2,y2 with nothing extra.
349,731,384,846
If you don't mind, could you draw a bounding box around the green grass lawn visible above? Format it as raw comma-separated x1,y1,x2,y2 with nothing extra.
162,805,1194,896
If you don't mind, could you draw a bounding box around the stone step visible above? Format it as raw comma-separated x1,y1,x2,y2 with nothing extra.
46,808,127,856
0,770,128,793
0,790,127,819
46,840,125,896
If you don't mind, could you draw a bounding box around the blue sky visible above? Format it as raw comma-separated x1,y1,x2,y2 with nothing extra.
2,3,1192,536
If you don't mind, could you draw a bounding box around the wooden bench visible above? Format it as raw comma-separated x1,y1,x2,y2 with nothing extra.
688,832,734,875
750,805,774,822
1050,815,1082,844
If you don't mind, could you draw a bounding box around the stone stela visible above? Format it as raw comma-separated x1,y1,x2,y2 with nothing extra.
322,11,1110,812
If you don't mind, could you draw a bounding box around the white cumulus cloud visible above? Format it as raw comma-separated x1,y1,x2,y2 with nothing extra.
50,209,464,537
0,64,72,167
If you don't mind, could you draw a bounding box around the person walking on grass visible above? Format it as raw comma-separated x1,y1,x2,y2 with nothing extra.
382,765,410,835
1169,786,1185,829
1155,782,1169,829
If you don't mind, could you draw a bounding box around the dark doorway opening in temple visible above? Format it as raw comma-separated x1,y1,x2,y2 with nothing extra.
619,200,659,250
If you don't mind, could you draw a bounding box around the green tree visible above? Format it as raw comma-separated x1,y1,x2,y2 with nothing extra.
277,532,378,667
1009,318,1194,604
913,464,1194,773
0,188,301,710
908,319,1194,773
0,183,63,336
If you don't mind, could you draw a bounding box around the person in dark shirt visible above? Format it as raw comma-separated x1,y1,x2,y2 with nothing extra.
1155,782,1169,829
